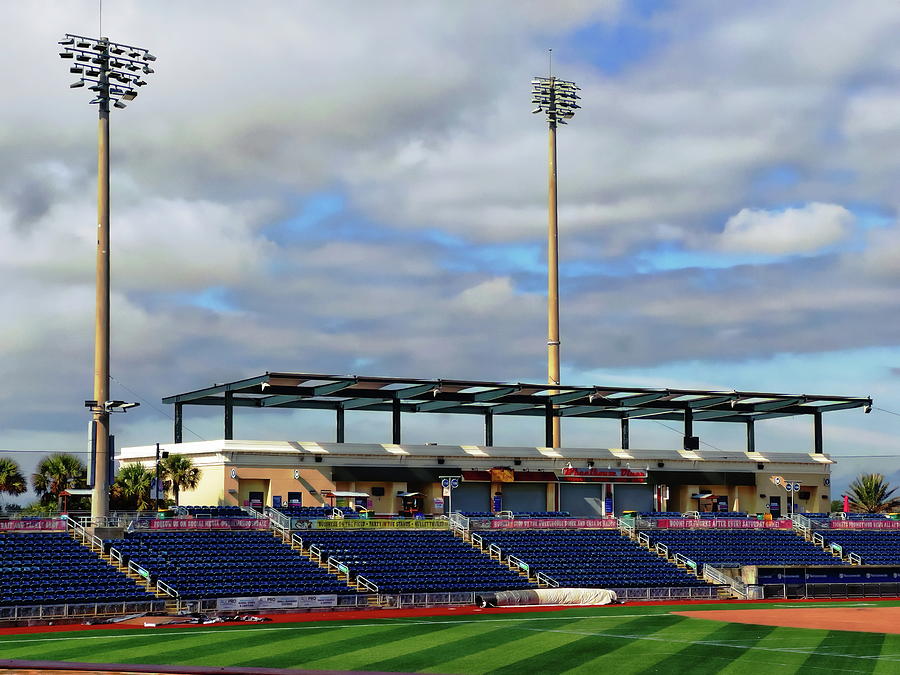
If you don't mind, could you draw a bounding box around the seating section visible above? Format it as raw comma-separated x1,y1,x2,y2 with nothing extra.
459,511,571,518
649,530,845,567
823,531,900,565
177,505,248,518
699,512,749,519
639,512,683,518
275,506,359,519
0,533,154,606
478,529,708,589
299,530,533,594
106,531,355,599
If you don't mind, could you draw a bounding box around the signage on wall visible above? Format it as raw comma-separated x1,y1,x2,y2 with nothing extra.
230,468,237,479
559,467,648,483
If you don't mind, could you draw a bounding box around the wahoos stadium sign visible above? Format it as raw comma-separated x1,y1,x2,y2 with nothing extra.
559,467,648,483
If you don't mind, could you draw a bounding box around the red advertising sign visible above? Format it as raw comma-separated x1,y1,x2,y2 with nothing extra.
145,518,269,530
655,518,793,529
490,518,618,529
829,520,900,529
0,519,66,532
559,467,648,483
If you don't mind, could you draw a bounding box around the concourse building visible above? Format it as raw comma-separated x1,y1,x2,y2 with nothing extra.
118,372,871,517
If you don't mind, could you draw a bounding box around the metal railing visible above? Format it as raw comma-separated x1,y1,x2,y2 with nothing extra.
0,600,165,623
265,507,292,531
703,564,748,598
326,555,351,580
656,542,670,558
331,507,344,520
291,532,304,550
637,531,651,548
495,510,514,520
613,586,718,601
156,579,179,599
507,555,530,574
470,532,484,551
356,574,379,594
385,591,474,608
617,517,636,539
790,513,813,539
848,552,863,565
536,571,559,587
63,515,103,552
448,512,470,534
674,552,698,572
488,543,503,560
308,544,323,563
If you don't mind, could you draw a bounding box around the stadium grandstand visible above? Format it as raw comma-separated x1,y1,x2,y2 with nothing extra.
3,370,895,624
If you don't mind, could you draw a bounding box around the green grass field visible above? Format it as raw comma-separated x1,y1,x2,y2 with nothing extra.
2,601,900,674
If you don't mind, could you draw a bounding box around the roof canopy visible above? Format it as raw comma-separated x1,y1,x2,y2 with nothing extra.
162,372,870,423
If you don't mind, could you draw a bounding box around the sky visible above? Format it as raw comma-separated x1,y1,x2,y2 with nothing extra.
1,0,900,502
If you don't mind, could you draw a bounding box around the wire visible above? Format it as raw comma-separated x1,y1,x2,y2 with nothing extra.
110,374,206,441
651,420,725,452
874,407,900,418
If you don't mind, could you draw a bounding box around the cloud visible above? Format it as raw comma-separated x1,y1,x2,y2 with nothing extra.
719,203,855,255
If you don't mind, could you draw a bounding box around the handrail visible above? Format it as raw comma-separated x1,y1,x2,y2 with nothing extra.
326,556,350,578
617,517,635,539
790,513,812,538
265,507,292,531
674,552,698,572
496,510,514,520
488,543,503,560
848,552,863,565
703,564,749,599
63,515,104,551
812,531,826,547
291,533,304,550
107,546,124,567
470,533,484,550
656,542,669,558
682,511,700,519
156,579,180,598
448,512,470,533
637,531,651,548
331,507,344,520
507,555,530,574
356,574,379,594
536,571,559,587
308,544,323,563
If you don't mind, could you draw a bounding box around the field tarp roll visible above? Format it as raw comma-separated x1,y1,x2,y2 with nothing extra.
477,588,618,607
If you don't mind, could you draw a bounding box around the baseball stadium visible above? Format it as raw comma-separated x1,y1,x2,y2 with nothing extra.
5,4,900,675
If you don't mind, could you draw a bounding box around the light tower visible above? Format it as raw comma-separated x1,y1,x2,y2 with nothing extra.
531,71,580,448
59,33,156,519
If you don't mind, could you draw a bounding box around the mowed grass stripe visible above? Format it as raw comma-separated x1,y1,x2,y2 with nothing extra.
492,615,688,675
361,613,597,673
296,621,473,671
553,615,728,674
147,622,403,669
230,622,442,670
633,621,780,675
717,627,861,675
0,631,206,663
800,629,886,674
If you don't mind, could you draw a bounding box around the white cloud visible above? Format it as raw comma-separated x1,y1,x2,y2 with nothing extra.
719,203,854,255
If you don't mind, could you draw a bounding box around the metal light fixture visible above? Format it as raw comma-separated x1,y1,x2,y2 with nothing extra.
531,52,581,449
60,31,157,521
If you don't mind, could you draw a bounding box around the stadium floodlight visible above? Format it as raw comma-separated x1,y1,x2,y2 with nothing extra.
59,32,156,520
531,52,581,448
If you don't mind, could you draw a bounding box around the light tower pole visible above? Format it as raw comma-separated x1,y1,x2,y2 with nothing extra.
531,73,580,448
59,33,156,520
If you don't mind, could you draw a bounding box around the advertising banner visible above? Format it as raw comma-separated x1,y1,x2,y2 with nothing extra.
0,519,66,532
655,518,793,529
314,519,449,529
490,518,618,529
146,518,269,530
829,519,900,529
216,597,260,611
559,467,648,484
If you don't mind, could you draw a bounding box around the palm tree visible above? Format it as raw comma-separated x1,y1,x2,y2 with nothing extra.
31,453,87,510
114,464,154,511
0,457,27,506
847,473,899,513
160,454,201,506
